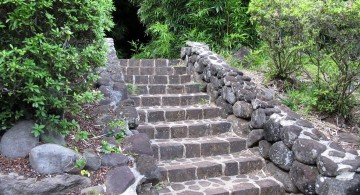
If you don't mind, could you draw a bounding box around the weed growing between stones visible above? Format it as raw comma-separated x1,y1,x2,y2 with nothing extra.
127,83,141,95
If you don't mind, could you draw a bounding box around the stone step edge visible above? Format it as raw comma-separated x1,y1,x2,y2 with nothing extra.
136,105,219,111
158,152,265,183
137,119,232,140
118,59,184,67
151,134,247,160
157,174,284,195
130,92,209,97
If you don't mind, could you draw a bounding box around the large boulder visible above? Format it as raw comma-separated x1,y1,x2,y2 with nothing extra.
83,148,101,171
269,141,294,171
123,133,153,156
136,154,161,184
105,166,135,194
0,120,39,158
0,173,90,195
263,118,282,142
292,138,327,165
101,153,129,167
250,109,266,129
290,161,319,195
316,173,360,195
29,143,83,174
246,129,264,147
280,125,303,148
266,163,299,193
233,101,253,119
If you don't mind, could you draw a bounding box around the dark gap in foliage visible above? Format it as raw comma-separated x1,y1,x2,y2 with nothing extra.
108,0,150,58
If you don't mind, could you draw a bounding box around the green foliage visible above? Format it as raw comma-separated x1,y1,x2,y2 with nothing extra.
75,130,90,141
126,83,140,95
75,157,87,169
100,140,121,154
249,0,305,80
0,0,114,132
250,0,360,118
130,0,256,58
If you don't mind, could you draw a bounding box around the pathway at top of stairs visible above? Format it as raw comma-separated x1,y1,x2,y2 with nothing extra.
120,59,285,195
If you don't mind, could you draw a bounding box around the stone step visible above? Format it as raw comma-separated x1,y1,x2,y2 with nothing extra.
130,93,210,107
151,133,247,160
137,106,221,123
158,174,284,195
124,75,191,85
136,119,232,139
121,66,187,76
119,59,182,67
158,151,265,183
127,83,201,95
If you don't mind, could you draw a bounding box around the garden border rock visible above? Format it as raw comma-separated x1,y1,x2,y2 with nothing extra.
182,41,360,194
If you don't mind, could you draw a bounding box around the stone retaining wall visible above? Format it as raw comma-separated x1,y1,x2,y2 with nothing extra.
181,42,360,194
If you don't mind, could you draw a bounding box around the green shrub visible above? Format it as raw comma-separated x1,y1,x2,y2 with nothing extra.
249,0,306,80
0,0,114,133
130,0,256,58
250,0,360,118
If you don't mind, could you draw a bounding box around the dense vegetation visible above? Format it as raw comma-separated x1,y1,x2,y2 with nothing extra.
129,0,256,58
0,0,114,134
131,0,359,120
249,0,360,119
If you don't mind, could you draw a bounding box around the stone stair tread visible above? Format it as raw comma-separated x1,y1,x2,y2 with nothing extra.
158,150,262,167
138,118,229,126
130,92,208,97
120,66,187,76
137,119,232,139
151,132,245,144
158,174,284,195
137,105,218,110
126,83,201,95
158,151,265,183
151,133,247,160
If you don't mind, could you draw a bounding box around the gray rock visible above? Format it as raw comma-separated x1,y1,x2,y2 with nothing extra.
235,88,256,103
247,129,264,147
115,105,139,129
101,153,129,167
280,125,303,148
316,173,360,195
0,172,90,195
83,148,101,171
123,133,153,156
263,118,282,142
250,109,266,129
278,105,301,120
251,99,274,109
264,108,281,116
29,143,82,174
216,97,233,118
227,115,250,136
207,83,219,101
295,119,314,128
99,85,112,97
259,140,272,159
0,120,39,158
105,166,135,194
266,162,299,193
293,139,327,165
317,155,339,177
136,154,160,184
269,141,294,171
223,87,237,105
290,161,319,195
40,129,66,146
233,101,253,119
81,185,105,195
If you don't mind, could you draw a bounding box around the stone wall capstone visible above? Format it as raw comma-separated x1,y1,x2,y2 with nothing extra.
182,41,360,194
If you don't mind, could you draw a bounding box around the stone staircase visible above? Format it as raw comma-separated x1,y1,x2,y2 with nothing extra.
120,59,284,195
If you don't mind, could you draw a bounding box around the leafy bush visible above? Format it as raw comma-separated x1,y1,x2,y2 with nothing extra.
0,0,114,132
249,0,306,80
250,0,360,118
130,0,256,58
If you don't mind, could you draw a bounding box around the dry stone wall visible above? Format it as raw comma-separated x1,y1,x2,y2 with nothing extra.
181,42,360,195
